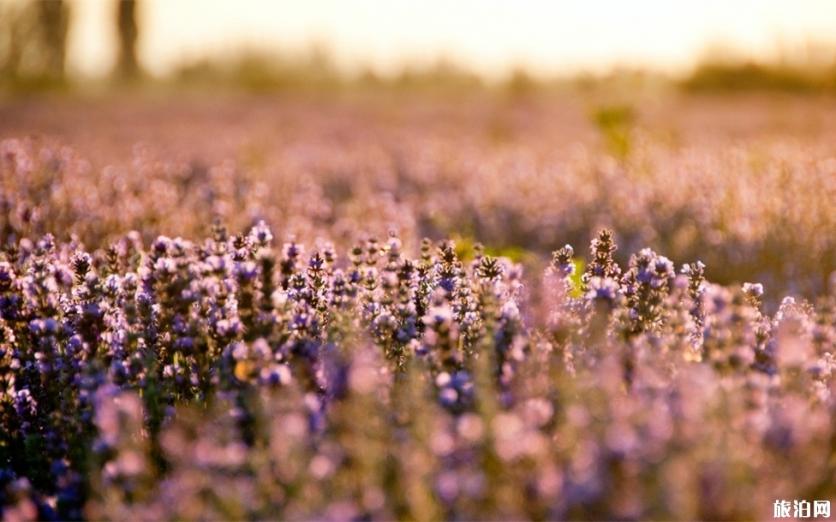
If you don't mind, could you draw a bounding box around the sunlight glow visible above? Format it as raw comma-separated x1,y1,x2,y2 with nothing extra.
67,0,836,78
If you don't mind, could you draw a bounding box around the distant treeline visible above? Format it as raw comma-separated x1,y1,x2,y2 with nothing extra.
164,50,836,95
682,60,836,93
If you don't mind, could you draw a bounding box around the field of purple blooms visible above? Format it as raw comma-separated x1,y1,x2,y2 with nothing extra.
0,94,835,520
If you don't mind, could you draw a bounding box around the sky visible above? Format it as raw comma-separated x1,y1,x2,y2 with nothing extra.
66,0,836,79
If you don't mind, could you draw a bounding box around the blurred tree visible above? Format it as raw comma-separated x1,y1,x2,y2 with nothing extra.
0,0,70,87
115,0,141,79
37,0,69,78
0,2,24,79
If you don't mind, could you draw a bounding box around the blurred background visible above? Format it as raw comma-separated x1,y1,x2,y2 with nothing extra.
2,0,836,92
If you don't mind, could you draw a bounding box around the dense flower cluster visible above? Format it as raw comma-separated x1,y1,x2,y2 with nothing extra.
0,224,833,520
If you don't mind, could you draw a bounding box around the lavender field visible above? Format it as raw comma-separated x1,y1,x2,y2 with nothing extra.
0,93,834,520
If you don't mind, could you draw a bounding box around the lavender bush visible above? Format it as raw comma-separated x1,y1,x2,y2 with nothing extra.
0,217,833,519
